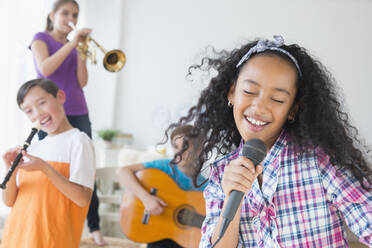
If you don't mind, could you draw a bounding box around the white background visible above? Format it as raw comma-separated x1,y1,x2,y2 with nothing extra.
97,0,372,148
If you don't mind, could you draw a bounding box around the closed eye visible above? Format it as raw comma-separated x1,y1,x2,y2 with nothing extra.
272,98,284,103
243,90,257,95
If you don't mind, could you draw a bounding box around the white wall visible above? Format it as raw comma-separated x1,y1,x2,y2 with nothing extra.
110,0,372,148
114,0,372,146
82,0,123,132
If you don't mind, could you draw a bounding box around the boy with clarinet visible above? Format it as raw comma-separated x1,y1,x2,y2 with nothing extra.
1,78,96,248
0,125,39,189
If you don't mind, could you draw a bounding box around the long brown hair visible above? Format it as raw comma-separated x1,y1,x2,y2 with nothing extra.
45,0,79,32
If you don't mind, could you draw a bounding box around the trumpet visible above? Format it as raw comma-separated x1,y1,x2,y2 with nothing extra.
68,22,126,72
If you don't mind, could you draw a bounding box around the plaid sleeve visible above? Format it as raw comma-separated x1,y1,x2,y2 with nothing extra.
199,160,243,248
199,165,225,248
317,148,372,246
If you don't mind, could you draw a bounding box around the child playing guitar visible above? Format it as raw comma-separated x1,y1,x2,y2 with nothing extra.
118,125,207,248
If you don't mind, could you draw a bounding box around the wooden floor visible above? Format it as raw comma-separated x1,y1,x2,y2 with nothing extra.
79,238,370,248
0,237,367,247
80,236,146,248
79,239,367,248
79,238,368,248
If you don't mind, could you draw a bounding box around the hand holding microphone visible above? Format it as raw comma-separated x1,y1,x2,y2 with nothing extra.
211,139,266,247
221,156,263,200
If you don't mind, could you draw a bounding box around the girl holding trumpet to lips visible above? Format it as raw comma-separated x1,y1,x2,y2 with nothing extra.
28,0,105,245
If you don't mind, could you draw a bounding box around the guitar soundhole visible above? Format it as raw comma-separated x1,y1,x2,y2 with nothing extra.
174,205,204,229
174,205,193,229
176,208,188,225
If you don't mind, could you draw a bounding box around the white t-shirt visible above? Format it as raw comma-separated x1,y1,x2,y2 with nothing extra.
17,128,95,190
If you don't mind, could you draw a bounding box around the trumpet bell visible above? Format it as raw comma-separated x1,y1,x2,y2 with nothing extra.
103,49,126,72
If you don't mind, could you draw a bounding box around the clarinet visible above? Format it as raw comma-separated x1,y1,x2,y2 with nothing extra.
0,126,39,189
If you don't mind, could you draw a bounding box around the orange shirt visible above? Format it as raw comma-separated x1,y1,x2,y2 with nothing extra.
1,161,89,248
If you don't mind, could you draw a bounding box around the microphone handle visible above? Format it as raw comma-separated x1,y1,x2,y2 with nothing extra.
219,190,244,236
222,190,244,220
215,139,266,242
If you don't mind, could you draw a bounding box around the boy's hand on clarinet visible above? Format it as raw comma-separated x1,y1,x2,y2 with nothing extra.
18,151,49,172
2,147,23,170
141,194,167,216
72,28,92,47
221,157,263,197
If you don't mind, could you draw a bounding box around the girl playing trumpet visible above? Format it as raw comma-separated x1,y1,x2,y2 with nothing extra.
29,0,105,245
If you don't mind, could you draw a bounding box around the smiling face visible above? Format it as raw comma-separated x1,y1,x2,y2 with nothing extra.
50,2,79,34
228,55,298,149
20,86,71,136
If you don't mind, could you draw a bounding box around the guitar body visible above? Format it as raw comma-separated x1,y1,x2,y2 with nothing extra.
120,168,206,248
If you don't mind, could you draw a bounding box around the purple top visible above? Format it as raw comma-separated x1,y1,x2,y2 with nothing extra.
30,32,88,116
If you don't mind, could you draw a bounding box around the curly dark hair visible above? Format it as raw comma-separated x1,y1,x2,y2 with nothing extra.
164,38,372,190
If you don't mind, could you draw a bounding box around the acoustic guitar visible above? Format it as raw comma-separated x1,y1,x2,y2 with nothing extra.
120,168,206,248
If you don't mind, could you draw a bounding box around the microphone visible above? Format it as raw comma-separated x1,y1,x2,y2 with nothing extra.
215,139,266,243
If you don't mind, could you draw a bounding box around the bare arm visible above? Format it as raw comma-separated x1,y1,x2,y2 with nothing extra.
1,147,21,207
211,199,242,247
117,163,166,215
1,171,19,207
42,163,92,207
31,40,76,77
31,29,91,77
76,54,88,88
20,152,92,207
117,163,150,201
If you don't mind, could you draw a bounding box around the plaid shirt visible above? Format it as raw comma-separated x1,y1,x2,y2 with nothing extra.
200,131,372,247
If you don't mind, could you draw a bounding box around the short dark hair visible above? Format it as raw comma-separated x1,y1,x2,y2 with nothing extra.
17,78,59,107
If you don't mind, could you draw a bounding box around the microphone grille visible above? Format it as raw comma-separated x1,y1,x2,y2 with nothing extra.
242,139,267,166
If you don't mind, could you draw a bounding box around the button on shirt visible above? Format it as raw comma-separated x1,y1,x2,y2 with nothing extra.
200,131,372,247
